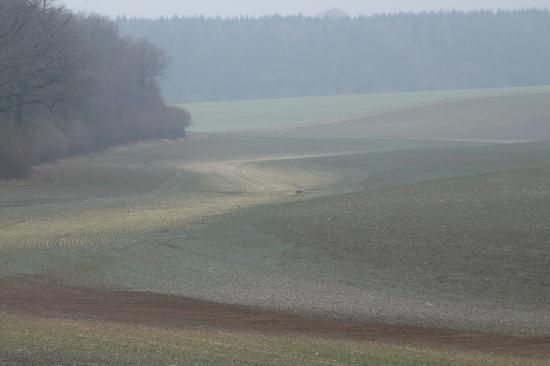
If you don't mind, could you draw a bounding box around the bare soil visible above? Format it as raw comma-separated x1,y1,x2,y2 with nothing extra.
1,277,549,359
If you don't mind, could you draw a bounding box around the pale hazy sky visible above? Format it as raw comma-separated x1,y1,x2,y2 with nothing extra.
62,0,550,18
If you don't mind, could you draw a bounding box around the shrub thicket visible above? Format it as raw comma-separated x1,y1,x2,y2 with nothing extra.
0,0,190,178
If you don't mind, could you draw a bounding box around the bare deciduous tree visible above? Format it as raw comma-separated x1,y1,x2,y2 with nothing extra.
0,1,190,178
131,39,170,97
0,0,84,124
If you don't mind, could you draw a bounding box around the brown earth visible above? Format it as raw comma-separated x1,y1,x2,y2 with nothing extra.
1,277,549,360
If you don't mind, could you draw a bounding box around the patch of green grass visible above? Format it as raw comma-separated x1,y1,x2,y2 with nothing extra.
182,86,550,132
0,314,546,366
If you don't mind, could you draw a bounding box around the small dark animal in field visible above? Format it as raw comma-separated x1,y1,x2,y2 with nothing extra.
296,189,305,194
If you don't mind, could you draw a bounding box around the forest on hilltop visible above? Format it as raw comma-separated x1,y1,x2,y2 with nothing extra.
118,10,550,102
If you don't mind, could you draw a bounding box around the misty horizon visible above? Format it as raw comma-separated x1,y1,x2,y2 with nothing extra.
62,0,550,18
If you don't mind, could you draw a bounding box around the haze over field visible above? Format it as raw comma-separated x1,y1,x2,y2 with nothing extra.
119,12,550,102
64,0,550,17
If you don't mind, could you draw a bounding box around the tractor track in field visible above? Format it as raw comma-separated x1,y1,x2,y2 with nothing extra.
0,150,364,250
181,151,366,194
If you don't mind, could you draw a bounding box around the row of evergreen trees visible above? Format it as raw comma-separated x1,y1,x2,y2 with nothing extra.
118,10,550,102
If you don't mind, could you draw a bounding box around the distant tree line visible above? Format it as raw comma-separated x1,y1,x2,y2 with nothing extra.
0,0,190,178
118,10,550,102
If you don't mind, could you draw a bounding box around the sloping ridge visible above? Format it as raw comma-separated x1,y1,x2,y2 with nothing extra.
263,92,550,142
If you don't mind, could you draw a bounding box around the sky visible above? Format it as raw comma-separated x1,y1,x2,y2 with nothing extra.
62,0,550,18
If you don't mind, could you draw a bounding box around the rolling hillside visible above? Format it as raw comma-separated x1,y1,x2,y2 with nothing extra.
2,87,550,365
260,91,550,141
183,86,550,132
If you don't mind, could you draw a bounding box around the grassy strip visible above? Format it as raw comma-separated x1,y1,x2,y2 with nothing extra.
183,86,550,132
0,314,546,366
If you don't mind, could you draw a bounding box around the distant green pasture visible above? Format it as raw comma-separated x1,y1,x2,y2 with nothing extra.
182,86,550,132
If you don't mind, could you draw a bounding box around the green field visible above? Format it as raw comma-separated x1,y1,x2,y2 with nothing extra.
3,314,545,366
183,86,550,132
2,87,550,365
